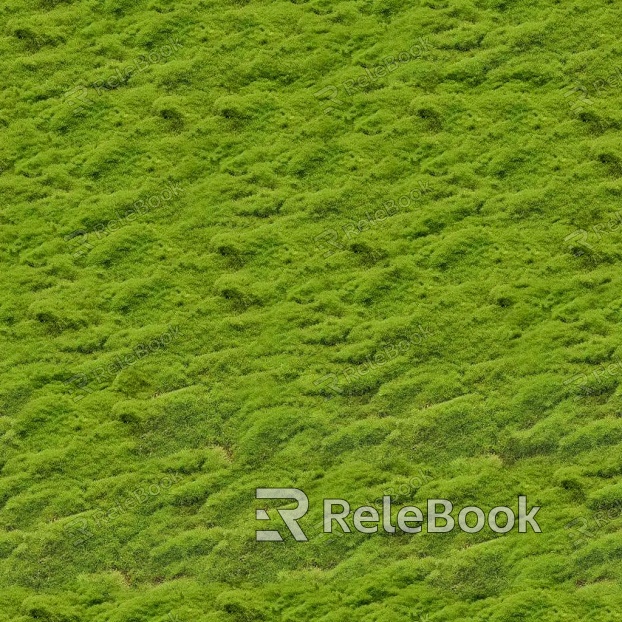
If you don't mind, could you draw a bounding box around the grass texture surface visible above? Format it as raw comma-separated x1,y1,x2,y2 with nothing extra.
2,0,622,620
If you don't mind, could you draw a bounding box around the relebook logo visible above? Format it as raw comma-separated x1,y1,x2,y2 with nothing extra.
255,489,542,542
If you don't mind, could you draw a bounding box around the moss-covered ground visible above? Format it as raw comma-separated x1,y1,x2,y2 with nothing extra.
2,0,622,619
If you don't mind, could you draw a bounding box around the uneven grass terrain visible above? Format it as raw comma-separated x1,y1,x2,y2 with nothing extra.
2,0,622,620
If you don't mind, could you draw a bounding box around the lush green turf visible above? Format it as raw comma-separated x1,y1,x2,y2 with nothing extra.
2,0,622,619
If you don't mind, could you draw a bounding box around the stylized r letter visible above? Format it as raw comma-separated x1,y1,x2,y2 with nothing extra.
256,488,309,542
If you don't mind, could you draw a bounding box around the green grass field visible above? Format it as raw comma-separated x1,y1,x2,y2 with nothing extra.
2,0,622,619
